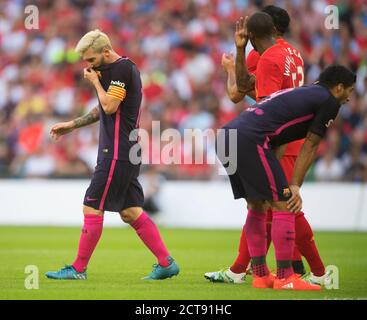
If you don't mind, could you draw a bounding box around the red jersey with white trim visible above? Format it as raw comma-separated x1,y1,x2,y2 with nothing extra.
246,38,305,156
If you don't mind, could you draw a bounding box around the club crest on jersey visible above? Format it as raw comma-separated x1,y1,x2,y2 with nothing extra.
110,80,125,88
283,188,291,198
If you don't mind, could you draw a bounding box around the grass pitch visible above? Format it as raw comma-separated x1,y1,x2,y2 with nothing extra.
0,226,366,300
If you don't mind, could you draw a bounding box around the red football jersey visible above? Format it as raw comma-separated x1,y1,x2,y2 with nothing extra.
246,49,260,75
246,38,305,156
246,38,304,96
255,44,296,100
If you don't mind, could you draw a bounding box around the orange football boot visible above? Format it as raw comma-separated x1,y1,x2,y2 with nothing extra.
273,274,322,291
253,273,276,288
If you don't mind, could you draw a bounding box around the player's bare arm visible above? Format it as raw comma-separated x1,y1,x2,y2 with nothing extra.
235,17,256,98
84,68,120,115
222,52,245,103
287,132,322,212
50,106,100,140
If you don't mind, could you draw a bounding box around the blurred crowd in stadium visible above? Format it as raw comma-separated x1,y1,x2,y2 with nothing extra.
0,0,366,183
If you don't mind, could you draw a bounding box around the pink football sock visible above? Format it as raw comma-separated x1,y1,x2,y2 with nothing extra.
72,214,104,273
131,212,171,267
272,211,295,279
244,209,269,277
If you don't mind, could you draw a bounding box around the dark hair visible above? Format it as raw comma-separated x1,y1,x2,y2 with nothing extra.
262,5,290,35
247,12,274,39
318,65,356,88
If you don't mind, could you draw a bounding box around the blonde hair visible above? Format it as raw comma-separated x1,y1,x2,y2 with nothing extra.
75,29,112,55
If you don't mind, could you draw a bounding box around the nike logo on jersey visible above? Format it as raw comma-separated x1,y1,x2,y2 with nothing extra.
86,197,98,202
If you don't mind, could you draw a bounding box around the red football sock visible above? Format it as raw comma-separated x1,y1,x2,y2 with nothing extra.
295,212,325,276
293,246,302,261
230,224,251,274
272,211,295,279
292,246,306,275
131,212,171,267
73,214,104,273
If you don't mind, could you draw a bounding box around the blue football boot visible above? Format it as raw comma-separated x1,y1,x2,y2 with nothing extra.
143,257,179,280
45,265,87,280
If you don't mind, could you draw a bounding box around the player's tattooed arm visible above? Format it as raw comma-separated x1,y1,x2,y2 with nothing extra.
50,107,100,140
234,16,255,97
73,107,100,129
235,48,255,95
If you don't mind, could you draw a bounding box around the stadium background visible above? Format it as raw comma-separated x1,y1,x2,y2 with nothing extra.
0,0,367,300
0,0,366,182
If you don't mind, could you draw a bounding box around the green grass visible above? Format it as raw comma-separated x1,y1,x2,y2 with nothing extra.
0,226,366,300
